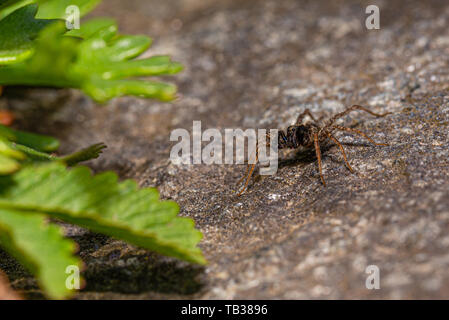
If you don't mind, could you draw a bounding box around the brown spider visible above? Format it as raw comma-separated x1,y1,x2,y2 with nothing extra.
236,105,391,196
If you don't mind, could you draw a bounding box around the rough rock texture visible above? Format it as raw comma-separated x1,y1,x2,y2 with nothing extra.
1,0,449,299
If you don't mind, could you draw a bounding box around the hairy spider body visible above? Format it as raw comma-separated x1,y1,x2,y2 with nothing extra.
278,124,317,150
236,105,391,196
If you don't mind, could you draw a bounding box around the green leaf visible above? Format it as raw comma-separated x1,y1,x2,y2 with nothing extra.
0,4,55,65
65,17,116,39
0,163,206,265
0,123,105,170
0,1,102,64
10,141,106,165
0,0,31,21
0,208,81,299
0,123,60,151
0,0,100,21
0,137,25,160
0,137,24,174
0,0,197,302
0,154,20,174
0,15,183,102
35,0,101,19
56,142,106,165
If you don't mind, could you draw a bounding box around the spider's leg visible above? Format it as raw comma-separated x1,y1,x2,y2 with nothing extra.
327,133,354,173
236,163,251,186
333,125,388,146
313,132,326,186
324,104,391,129
236,162,257,196
236,140,260,196
296,109,317,124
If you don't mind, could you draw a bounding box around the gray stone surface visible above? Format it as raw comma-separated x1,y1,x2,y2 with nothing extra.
1,0,449,299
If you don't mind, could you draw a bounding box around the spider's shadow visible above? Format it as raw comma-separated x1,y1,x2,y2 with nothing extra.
276,141,374,170
0,232,206,299
73,232,206,297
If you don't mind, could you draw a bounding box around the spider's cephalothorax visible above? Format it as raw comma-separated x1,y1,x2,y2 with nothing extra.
278,124,317,150
236,105,391,196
